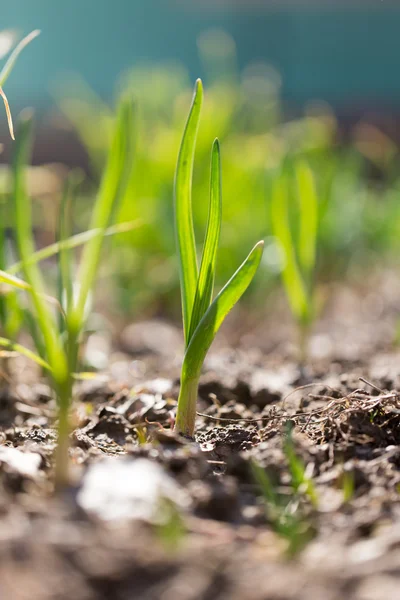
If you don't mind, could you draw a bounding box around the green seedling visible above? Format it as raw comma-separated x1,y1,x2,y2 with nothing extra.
283,422,318,508
251,461,314,557
173,79,264,438
341,467,355,503
0,196,23,368
9,98,134,489
57,61,392,320
271,160,318,362
0,30,40,365
0,30,40,139
0,217,140,370
154,499,187,552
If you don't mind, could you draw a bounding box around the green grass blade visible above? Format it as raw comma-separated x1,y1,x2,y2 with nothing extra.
0,197,7,326
0,198,23,338
251,459,314,557
182,240,264,382
0,198,6,271
58,174,74,315
71,97,134,324
22,307,47,363
188,138,222,341
296,160,318,279
12,113,67,378
251,461,279,506
0,30,40,87
1,292,23,340
0,269,36,292
283,424,318,508
0,269,63,312
0,336,51,371
7,219,142,276
271,175,310,325
174,79,203,346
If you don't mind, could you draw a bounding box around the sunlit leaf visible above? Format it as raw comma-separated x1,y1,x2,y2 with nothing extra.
271,174,310,325
188,138,221,341
0,336,51,371
174,79,203,346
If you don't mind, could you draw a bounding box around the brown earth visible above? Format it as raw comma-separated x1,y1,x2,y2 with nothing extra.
1,273,400,600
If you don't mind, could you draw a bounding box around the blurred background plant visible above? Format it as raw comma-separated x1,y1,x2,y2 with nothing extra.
54,56,400,324
2,1,400,331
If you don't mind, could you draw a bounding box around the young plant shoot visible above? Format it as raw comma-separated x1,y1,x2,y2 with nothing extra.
271,161,318,362
173,79,264,438
11,97,134,489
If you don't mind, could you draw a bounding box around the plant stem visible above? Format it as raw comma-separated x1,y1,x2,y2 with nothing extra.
174,376,199,438
54,325,79,491
54,381,73,491
298,322,310,367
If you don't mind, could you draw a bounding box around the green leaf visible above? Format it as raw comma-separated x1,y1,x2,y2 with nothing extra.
296,160,318,279
188,138,221,342
7,219,142,276
1,290,23,340
271,175,310,325
0,263,62,313
174,79,203,346
58,174,74,316
283,423,318,508
181,240,264,382
0,269,32,292
22,307,47,363
0,210,6,327
251,461,279,507
71,96,135,325
13,113,67,381
0,336,51,371
0,197,6,272
251,460,314,557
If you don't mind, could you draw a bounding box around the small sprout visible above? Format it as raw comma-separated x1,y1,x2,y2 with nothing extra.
173,79,263,438
283,422,318,508
271,159,319,362
0,30,40,139
251,460,314,557
10,97,135,490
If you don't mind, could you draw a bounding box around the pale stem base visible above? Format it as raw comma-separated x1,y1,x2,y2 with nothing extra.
174,376,199,438
298,323,310,366
54,397,71,491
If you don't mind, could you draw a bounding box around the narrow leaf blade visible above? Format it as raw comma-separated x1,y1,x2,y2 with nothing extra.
58,174,74,314
182,240,264,382
7,219,142,276
13,113,67,377
174,79,203,346
72,96,134,323
297,160,318,278
271,175,310,324
0,336,51,371
188,138,222,340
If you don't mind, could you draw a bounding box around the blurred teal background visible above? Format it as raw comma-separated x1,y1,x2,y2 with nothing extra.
3,0,400,112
